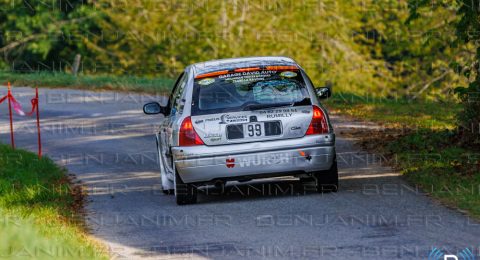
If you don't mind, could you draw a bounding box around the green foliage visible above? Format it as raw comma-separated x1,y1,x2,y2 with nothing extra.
0,144,107,259
0,0,469,99
89,0,391,94
0,0,101,72
455,81,480,145
409,0,480,145
449,0,480,145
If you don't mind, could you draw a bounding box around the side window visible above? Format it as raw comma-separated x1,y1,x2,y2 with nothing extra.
171,73,188,116
168,73,184,109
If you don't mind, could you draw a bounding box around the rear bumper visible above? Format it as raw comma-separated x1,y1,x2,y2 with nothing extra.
172,134,335,183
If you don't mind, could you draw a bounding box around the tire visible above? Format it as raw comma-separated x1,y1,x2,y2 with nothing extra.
162,188,174,195
313,159,339,193
299,177,314,183
175,171,197,205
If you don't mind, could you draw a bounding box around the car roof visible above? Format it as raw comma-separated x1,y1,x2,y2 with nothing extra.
190,56,298,76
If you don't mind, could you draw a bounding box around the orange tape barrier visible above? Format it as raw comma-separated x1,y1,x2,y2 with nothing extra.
0,82,42,158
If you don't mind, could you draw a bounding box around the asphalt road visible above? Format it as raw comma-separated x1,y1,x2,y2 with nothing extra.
0,86,479,259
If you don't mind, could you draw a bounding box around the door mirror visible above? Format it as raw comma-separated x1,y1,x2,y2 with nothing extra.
143,102,166,115
315,87,331,99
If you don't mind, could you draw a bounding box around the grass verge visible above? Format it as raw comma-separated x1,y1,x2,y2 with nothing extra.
0,71,174,94
0,144,108,259
325,92,461,129
325,93,480,219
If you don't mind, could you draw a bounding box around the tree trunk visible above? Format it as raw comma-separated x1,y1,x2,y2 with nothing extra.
72,54,81,76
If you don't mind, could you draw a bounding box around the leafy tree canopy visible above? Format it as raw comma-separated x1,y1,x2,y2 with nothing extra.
0,0,473,99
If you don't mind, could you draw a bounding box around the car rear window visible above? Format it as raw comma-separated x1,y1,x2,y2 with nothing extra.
191,66,311,115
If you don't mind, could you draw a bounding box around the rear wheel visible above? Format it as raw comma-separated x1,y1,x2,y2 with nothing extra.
313,159,339,193
162,186,174,195
175,171,197,205
299,177,314,183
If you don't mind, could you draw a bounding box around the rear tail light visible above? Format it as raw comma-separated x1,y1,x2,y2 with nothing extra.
306,105,328,135
179,116,204,146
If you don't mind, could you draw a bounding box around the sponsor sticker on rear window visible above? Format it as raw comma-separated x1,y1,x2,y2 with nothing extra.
280,71,297,78
198,78,215,85
218,70,276,83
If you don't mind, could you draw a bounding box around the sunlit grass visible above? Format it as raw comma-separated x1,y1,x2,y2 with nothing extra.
391,132,480,218
0,144,107,259
0,71,174,94
324,92,460,129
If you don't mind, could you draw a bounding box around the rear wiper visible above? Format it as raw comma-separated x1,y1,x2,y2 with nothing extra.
242,98,311,111
242,103,292,111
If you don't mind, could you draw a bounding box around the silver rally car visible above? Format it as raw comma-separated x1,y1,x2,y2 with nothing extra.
143,56,337,205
